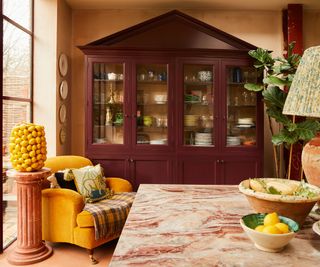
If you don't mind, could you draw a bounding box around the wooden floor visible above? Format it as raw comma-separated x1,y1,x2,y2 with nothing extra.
0,239,117,267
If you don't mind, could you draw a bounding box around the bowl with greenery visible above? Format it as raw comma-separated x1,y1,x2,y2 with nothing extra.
239,178,320,226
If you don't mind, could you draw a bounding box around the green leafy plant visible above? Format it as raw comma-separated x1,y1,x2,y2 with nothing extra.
244,42,320,177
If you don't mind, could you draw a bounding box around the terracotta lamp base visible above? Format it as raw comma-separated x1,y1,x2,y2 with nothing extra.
302,136,320,187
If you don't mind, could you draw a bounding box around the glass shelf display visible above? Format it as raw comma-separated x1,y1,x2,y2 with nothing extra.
92,63,124,144
136,64,168,145
226,66,257,147
183,64,215,146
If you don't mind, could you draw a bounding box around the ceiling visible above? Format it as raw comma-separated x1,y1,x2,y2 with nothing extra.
66,0,320,10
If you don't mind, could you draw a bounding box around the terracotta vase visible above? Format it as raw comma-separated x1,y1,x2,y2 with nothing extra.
302,136,320,187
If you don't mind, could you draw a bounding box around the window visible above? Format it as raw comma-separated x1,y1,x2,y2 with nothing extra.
2,0,33,251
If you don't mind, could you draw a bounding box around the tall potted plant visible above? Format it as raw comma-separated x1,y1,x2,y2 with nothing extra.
244,42,320,178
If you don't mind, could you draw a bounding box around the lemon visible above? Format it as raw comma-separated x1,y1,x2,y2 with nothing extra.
262,225,282,234
275,223,290,233
255,225,265,232
264,212,280,226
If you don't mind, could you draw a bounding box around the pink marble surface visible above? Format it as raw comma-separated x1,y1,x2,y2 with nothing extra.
109,184,320,267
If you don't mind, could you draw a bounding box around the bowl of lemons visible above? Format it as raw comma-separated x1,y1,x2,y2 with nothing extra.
240,212,299,252
239,178,320,226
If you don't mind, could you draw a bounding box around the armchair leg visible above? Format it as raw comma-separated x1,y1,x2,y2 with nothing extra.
87,249,98,265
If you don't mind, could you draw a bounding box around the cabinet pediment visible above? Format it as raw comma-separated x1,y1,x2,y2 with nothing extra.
81,10,256,51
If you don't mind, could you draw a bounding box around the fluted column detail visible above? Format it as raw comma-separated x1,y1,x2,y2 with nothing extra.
7,169,52,265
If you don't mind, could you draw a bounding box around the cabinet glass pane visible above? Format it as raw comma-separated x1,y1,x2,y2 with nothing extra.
183,64,214,146
92,63,124,144
227,66,257,147
136,64,168,145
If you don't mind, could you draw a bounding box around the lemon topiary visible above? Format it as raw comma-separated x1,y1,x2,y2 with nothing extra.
9,122,47,172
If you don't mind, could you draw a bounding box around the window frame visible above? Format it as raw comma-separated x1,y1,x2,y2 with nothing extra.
1,0,34,253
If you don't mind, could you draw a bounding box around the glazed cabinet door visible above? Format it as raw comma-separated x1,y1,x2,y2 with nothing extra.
86,57,130,154
222,60,262,150
177,60,219,151
133,60,174,152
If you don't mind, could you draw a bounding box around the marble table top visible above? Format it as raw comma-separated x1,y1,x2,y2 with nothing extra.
109,184,320,267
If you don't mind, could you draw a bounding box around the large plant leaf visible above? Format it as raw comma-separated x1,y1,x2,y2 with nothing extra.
262,87,287,109
249,48,274,66
244,83,264,92
265,106,291,125
295,120,320,141
272,129,299,145
263,76,288,86
272,120,320,145
287,54,301,67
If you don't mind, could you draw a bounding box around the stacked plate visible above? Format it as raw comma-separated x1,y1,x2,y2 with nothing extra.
150,139,167,145
237,118,255,128
184,115,199,127
195,132,212,145
227,136,241,146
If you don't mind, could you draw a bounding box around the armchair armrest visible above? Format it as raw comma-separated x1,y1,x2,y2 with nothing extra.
105,177,133,192
42,188,85,243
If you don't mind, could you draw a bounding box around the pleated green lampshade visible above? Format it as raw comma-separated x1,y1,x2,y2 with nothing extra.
283,45,320,118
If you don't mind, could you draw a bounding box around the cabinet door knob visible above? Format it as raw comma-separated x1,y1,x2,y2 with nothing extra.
129,158,134,163
220,160,225,163
125,114,129,118
217,160,220,163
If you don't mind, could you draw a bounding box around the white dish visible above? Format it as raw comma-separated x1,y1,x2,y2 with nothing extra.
59,53,68,77
236,124,255,128
312,221,320,236
59,80,68,100
238,118,253,124
59,104,67,123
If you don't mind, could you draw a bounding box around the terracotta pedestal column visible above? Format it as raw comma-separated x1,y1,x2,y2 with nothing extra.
7,168,52,265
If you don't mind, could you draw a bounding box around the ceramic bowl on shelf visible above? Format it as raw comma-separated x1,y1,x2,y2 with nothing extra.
240,213,299,252
239,178,320,226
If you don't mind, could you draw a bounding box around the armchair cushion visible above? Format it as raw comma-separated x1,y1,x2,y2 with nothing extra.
77,210,94,228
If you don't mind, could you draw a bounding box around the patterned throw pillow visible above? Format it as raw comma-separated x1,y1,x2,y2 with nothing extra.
55,171,78,191
72,164,108,202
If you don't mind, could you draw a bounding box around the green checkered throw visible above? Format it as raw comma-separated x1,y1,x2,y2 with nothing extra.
83,192,136,240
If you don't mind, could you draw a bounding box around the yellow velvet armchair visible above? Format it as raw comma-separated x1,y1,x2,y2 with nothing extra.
42,155,133,264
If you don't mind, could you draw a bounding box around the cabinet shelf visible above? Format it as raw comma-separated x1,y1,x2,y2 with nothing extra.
94,79,123,83
227,82,246,85
137,126,167,132
184,81,212,86
184,101,209,106
228,104,255,108
137,80,167,84
137,102,167,106
94,102,124,106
